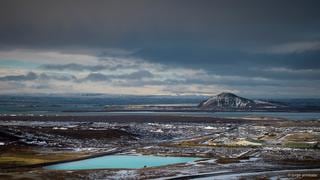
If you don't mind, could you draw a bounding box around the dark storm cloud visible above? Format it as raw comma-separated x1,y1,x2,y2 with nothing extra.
1,0,320,48
81,70,154,82
40,64,101,71
112,78,281,87
81,73,109,82
134,48,320,73
1,0,320,96
38,73,76,81
0,72,75,81
0,72,37,81
40,63,117,71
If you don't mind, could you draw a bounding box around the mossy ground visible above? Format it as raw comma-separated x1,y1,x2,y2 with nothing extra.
0,145,89,168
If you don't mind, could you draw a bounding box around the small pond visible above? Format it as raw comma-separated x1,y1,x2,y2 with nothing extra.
45,155,201,170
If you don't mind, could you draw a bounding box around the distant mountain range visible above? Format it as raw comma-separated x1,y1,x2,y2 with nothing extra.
198,92,286,110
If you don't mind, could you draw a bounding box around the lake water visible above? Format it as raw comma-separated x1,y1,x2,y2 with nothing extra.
2,111,320,120
1,95,319,120
44,155,201,170
92,111,320,120
53,111,320,120
213,112,320,120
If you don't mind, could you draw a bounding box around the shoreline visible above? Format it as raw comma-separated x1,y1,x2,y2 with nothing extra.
0,114,287,124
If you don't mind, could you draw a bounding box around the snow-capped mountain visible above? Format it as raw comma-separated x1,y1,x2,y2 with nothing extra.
198,92,284,110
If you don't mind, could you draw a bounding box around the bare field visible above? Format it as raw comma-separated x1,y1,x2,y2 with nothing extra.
0,115,320,179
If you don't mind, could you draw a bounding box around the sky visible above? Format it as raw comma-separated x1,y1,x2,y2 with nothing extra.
0,0,320,98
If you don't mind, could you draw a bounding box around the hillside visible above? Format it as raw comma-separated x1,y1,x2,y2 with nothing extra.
198,92,284,110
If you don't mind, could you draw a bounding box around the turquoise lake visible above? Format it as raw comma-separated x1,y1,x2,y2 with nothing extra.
44,155,201,170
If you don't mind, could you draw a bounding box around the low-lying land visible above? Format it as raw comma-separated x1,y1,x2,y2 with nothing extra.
0,115,320,179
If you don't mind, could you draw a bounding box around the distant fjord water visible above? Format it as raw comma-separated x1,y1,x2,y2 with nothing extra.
0,95,320,120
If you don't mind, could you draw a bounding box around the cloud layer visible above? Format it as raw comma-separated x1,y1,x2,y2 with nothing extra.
0,0,320,97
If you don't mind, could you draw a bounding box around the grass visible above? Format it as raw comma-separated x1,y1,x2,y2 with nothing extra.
0,146,90,168
0,157,46,166
216,158,240,164
247,138,265,144
284,132,320,142
216,156,249,164
284,142,318,149
281,132,320,149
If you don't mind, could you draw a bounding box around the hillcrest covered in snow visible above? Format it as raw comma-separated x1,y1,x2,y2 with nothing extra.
198,92,284,110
